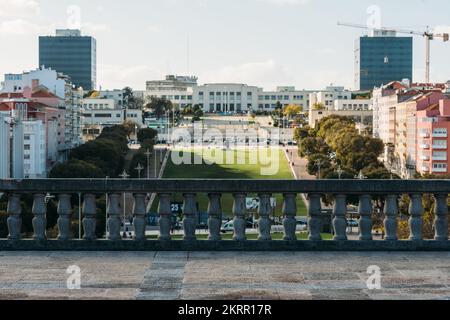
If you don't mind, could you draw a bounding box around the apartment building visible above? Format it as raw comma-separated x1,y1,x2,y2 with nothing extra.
416,99,450,175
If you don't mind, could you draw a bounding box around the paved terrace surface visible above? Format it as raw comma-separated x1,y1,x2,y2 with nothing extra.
0,251,449,300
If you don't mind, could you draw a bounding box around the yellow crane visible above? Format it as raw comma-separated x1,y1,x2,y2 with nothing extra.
338,22,449,83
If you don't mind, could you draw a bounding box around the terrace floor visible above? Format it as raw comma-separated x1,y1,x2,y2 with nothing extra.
0,251,449,300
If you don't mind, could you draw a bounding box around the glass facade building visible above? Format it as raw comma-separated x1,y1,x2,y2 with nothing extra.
355,35,412,91
39,30,96,91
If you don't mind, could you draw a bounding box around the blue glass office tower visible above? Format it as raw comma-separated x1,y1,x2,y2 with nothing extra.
355,31,412,90
39,29,96,90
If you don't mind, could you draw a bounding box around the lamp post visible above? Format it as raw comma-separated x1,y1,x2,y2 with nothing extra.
336,166,344,180
315,159,322,180
119,170,130,238
144,149,152,179
135,163,144,180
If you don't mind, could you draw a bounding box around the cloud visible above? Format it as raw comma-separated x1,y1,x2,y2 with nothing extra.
98,64,163,90
433,25,450,35
0,18,50,36
202,60,295,90
0,0,40,17
147,25,161,33
255,0,310,5
81,22,110,35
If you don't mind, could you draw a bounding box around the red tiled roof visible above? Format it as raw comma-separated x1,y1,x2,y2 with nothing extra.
31,90,58,99
0,92,24,99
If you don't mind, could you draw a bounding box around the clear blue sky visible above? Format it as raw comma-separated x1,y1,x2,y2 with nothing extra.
1,0,449,90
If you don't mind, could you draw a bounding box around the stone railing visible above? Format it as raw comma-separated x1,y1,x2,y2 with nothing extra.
0,179,449,251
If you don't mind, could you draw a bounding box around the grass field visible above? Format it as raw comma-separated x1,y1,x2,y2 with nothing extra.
152,148,307,217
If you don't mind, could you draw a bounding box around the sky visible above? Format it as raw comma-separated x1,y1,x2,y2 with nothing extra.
0,0,449,91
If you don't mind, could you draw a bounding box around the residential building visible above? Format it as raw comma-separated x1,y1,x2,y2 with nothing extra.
1,67,83,150
416,99,450,175
0,115,9,179
39,29,96,90
308,86,352,110
22,120,46,178
355,30,413,90
82,98,116,110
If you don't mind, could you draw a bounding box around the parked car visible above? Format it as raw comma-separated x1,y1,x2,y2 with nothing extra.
221,221,234,233
347,219,359,227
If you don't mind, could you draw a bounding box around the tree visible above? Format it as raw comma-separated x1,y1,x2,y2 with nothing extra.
146,97,173,119
123,119,138,139
49,159,105,178
137,128,158,144
283,104,302,119
312,103,326,111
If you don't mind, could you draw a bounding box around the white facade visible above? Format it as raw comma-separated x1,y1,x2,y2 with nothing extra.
82,98,116,110
98,89,125,108
334,99,372,111
309,86,352,110
193,83,259,113
12,122,24,179
257,87,312,111
82,109,124,126
22,120,46,178
145,75,196,108
125,109,143,127
372,87,401,143
0,116,9,179
1,67,67,98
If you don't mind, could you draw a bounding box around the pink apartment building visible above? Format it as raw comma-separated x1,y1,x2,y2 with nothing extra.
416,99,450,175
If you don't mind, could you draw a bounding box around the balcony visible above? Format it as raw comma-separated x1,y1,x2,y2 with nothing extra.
420,155,430,161
420,132,430,138
433,144,448,150
0,179,449,251
420,144,430,149
433,156,448,161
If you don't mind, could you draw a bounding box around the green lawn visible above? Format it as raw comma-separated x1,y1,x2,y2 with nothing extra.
153,148,307,217
147,233,333,241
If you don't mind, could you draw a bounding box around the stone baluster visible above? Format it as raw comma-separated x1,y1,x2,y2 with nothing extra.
409,194,424,241
358,195,373,241
57,194,72,241
333,194,347,241
107,194,121,241
7,194,22,240
308,194,322,241
384,195,398,241
434,194,449,241
282,193,297,241
207,193,222,241
32,193,47,241
82,194,97,241
133,194,147,241
258,194,272,241
183,193,197,241
158,194,172,241
233,193,247,241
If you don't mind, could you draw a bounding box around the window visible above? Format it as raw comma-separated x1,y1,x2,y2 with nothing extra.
24,145,30,150
24,155,30,160
433,128,447,136
24,135,30,140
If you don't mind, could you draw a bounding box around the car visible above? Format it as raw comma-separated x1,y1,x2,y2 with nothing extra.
347,219,359,227
221,221,234,233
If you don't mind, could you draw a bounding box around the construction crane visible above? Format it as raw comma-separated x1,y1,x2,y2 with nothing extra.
338,22,449,83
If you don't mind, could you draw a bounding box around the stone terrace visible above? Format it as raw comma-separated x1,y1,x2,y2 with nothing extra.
0,251,449,300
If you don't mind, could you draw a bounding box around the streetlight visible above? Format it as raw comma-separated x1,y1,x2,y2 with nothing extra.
119,170,130,238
